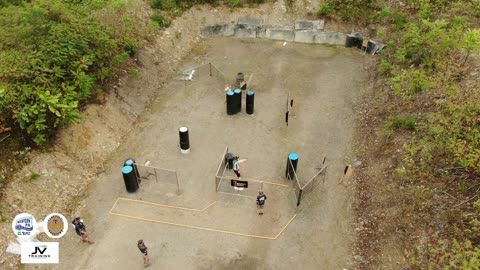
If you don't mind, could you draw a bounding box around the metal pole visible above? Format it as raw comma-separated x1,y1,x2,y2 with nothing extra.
209,62,212,76
297,189,303,206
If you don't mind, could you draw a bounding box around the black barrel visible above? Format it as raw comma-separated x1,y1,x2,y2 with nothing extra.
124,158,140,183
285,152,299,180
246,90,254,115
226,90,235,115
179,127,190,154
225,153,234,169
122,165,139,193
234,89,242,113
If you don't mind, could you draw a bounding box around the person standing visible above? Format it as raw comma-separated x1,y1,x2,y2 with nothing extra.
138,240,150,268
256,191,267,215
232,156,241,178
72,217,94,244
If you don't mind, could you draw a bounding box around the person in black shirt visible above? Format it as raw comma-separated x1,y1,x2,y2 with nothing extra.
256,191,267,215
138,240,150,267
72,217,94,244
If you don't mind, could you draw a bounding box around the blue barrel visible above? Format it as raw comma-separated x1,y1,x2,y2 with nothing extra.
234,89,242,113
286,152,299,180
122,165,139,193
246,90,254,115
226,90,235,115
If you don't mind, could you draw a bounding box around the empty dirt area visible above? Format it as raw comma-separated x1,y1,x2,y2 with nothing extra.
31,38,367,270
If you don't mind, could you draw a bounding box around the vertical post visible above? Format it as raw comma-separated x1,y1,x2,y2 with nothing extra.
209,62,212,77
297,189,303,206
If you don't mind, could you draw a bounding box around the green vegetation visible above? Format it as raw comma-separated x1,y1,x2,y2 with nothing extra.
0,0,149,189
29,172,40,180
322,0,480,268
0,0,143,145
383,115,416,139
317,3,332,16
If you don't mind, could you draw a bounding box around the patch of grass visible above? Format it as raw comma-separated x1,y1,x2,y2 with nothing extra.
383,115,417,138
225,0,243,8
30,172,40,180
151,12,171,28
403,118,416,131
128,67,140,78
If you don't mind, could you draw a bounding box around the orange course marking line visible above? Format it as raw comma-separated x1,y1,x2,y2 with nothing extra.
116,197,216,212
109,210,297,240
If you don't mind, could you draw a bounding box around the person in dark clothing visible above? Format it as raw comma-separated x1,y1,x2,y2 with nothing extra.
72,217,94,244
256,191,267,215
138,240,150,267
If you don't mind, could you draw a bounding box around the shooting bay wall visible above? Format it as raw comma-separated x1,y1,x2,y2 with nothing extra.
201,17,385,54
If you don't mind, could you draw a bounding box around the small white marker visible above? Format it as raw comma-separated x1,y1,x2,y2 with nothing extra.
283,42,287,46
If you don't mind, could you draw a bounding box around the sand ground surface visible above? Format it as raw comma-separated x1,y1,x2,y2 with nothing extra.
30,38,367,270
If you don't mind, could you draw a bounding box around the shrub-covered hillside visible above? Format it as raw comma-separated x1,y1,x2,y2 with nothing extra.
319,0,480,268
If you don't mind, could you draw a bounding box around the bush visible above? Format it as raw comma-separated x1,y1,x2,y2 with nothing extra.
151,12,171,28
151,0,177,10
379,59,393,75
317,3,332,16
0,0,138,144
150,0,162,9
403,118,416,131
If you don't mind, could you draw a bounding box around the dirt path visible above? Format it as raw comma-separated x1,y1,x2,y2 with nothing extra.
0,1,371,269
